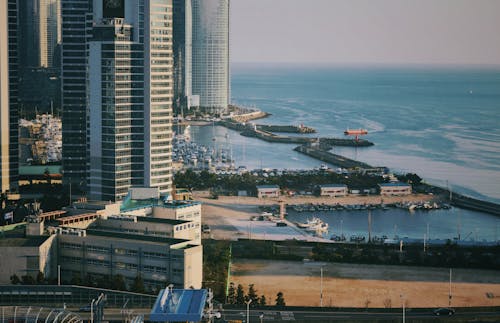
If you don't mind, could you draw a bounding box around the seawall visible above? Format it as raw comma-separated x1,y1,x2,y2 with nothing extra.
294,144,373,169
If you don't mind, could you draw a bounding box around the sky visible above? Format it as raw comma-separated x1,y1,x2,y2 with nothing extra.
230,0,500,65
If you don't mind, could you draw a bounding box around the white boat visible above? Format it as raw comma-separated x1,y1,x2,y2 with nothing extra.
297,217,329,232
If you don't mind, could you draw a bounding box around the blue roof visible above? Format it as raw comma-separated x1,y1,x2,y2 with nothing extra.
150,288,207,322
379,182,411,187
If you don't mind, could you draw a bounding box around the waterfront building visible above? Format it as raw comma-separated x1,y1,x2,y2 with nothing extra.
256,185,280,198
62,0,174,201
0,0,19,193
379,182,412,196
173,0,193,116
319,184,348,197
191,0,230,114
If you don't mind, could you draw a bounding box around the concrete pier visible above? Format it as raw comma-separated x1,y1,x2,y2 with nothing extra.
294,144,373,169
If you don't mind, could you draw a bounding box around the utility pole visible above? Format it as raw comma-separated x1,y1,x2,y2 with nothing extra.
320,267,323,307
449,268,452,307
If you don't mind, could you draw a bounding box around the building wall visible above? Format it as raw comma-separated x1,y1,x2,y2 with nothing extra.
380,186,412,196
172,0,192,115
58,233,201,290
152,204,201,244
191,0,229,113
0,235,56,284
257,189,280,198
0,0,10,192
320,187,347,197
183,244,202,289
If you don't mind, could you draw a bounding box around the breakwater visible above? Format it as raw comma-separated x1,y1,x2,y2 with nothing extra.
294,144,373,169
218,120,373,147
256,124,316,133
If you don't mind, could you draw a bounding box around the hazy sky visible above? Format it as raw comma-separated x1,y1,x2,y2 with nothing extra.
230,0,500,65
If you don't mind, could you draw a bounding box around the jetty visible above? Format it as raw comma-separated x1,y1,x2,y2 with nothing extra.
294,144,373,169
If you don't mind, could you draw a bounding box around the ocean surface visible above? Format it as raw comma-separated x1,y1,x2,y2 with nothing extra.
192,63,500,204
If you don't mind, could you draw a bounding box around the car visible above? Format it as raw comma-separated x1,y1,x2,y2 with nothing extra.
433,308,455,316
202,224,211,234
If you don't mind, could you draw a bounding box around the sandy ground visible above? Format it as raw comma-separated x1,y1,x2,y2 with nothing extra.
231,259,500,308
197,192,500,308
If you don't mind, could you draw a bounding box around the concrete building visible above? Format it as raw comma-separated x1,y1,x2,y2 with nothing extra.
379,182,412,196
319,184,348,197
191,0,230,114
0,0,19,193
256,185,280,198
62,0,174,201
0,201,203,290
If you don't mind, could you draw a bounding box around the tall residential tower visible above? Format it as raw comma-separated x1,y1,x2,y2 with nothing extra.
62,0,174,201
191,0,230,114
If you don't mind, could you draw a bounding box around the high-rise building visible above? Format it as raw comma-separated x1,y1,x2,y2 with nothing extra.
61,0,90,194
1,0,19,193
18,0,61,69
172,0,192,116
191,0,230,114
62,0,173,201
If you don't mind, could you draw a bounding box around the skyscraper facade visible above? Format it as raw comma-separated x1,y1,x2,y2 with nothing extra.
172,0,192,116
61,0,91,194
67,0,174,201
191,0,230,114
19,0,61,69
0,0,19,193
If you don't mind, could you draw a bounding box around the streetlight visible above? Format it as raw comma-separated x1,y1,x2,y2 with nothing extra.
245,299,252,323
90,298,96,323
400,294,405,323
259,312,264,323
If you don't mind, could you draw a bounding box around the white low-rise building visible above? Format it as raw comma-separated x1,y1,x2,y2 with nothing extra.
378,182,412,196
319,184,348,197
256,185,280,198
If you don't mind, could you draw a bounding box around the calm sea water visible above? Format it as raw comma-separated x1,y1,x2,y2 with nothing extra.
192,63,500,203
189,64,500,241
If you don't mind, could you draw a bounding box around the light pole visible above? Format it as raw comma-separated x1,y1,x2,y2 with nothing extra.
90,298,96,323
246,299,252,323
259,312,264,323
400,294,405,323
320,266,323,307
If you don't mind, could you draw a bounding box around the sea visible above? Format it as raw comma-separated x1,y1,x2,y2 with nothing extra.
190,63,500,241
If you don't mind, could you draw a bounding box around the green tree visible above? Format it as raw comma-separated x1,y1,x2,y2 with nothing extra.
71,273,82,285
236,284,245,305
227,282,236,304
21,275,35,285
131,275,146,293
247,284,259,305
111,274,126,290
10,274,21,285
275,291,285,306
36,271,45,284
259,295,267,306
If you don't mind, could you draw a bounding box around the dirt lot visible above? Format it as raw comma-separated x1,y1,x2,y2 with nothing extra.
196,193,500,308
231,259,500,308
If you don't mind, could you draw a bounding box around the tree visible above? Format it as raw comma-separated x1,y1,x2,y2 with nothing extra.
36,271,45,284
71,273,82,285
111,274,126,291
10,274,21,285
21,275,35,285
131,275,146,294
259,295,267,306
236,284,245,305
275,292,285,306
247,284,259,305
227,282,236,304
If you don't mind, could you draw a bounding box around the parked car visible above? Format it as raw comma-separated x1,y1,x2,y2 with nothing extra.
202,224,211,233
433,308,455,316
